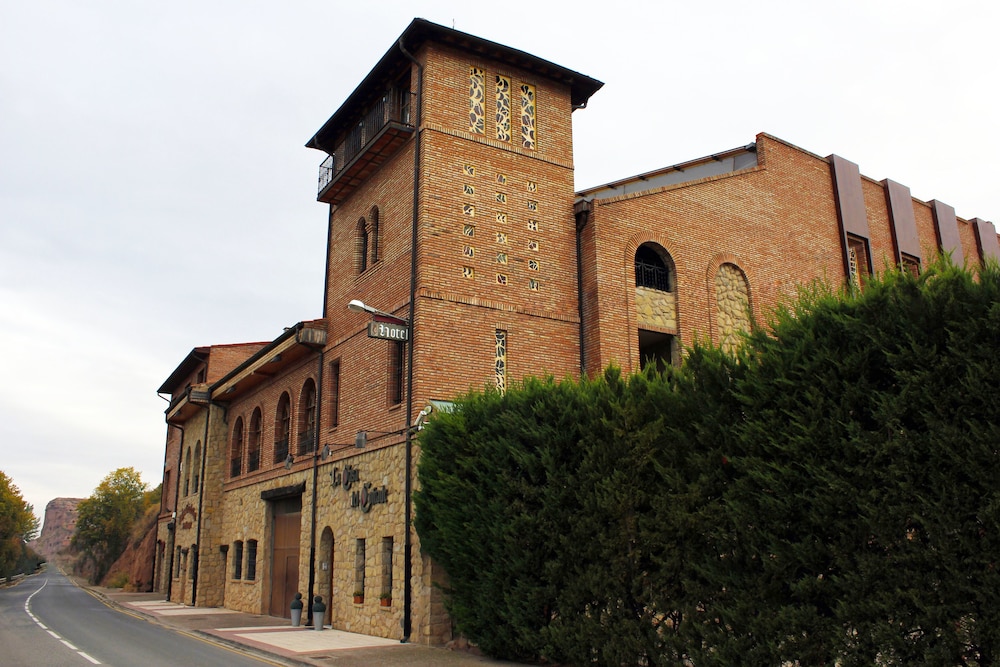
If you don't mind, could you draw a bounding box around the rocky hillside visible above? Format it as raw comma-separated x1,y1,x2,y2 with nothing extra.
29,498,83,561
101,504,158,591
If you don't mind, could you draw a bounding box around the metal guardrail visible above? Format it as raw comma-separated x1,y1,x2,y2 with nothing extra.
318,90,415,195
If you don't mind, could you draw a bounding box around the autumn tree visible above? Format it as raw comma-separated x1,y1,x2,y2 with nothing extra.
0,471,40,578
72,467,147,583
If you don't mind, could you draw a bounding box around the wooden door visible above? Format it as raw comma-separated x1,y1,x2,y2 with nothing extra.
268,497,302,617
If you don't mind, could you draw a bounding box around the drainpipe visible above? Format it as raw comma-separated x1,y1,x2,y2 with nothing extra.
306,351,324,626
575,204,591,376
398,34,423,644
191,402,211,606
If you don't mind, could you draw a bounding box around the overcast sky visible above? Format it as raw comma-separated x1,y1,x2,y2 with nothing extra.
2,0,997,526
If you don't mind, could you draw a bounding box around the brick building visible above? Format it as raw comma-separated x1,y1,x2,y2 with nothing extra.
153,18,999,644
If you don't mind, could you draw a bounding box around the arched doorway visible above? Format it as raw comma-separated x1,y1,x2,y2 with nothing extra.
319,526,334,627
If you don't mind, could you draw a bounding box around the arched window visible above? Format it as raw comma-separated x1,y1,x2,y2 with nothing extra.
634,243,678,371
230,417,244,478
635,243,675,291
357,218,369,273
192,442,201,493
298,379,317,455
369,206,379,266
274,393,291,464
248,408,262,473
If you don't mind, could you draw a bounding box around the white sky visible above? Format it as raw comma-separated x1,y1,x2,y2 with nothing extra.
2,0,997,526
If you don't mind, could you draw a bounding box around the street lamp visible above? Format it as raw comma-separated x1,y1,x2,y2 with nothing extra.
347,299,407,324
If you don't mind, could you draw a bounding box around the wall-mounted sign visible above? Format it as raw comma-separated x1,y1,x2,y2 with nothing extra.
330,464,389,513
367,320,409,341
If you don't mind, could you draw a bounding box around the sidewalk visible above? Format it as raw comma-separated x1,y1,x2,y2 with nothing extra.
90,587,522,667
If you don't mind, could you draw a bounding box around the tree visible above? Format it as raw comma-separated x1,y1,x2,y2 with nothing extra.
0,471,40,578
72,467,147,584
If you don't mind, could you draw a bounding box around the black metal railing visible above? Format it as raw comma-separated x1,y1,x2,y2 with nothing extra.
274,436,289,463
318,90,415,194
298,427,316,455
635,260,673,292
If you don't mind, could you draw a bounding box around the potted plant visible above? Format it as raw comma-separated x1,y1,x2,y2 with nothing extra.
379,592,392,607
353,590,364,604
290,592,303,627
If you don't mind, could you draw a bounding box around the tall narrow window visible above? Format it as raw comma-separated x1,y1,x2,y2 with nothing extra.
183,447,191,497
847,234,871,290
246,540,257,581
357,218,369,273
274,393,291,464
248,408,262,472
469,67,485,134
369,207,379,266
355,539,366,599
230,418,244,478
520,84,536,150
495,330,507,394
192,442,201,493
233,541,243,579
380,537,393,602
298,379,317,455
175,546,182,577
329,360,341,428
388,341,404,405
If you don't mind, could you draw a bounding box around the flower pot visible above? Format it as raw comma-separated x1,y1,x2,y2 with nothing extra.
353,595,364,604
380,597,391,607
291,607,302,626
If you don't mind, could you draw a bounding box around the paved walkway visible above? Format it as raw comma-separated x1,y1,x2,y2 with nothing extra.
90,587,521,667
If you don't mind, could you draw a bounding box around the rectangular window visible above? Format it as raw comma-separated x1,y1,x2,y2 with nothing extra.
381,537,393,602
175,546,182,578
901,253,920,277
388,342,404,406
246,540,257,581
355,539,366,599
233,541,243,580
329,360,341,428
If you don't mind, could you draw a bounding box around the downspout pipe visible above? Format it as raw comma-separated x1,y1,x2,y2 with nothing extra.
398,34,422,644
575,205,591,376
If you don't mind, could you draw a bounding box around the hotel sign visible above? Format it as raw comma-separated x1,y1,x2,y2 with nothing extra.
330,464,389,513
367,320,409,342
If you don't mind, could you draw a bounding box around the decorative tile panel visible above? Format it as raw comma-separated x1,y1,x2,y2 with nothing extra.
495,212,507,225
527,219,538,232
463,184,475,195
463,164,476,177
496,274,508,285
495,76,511,142
526,180,537,193
496,252,508,265
469,68,485,135
463,204,475,217
463,224,476,237
520,84,536,149
463,266,475,279
494,330,507,393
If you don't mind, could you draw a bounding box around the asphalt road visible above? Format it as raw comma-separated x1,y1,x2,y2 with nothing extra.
0,568,277,667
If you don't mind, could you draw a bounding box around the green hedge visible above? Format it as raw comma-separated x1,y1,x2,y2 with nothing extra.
415,259,1000,666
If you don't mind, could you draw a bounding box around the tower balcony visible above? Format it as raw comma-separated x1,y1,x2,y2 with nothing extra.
316,91,415,205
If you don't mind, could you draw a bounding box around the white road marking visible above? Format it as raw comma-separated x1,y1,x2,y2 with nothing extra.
26,578,103,664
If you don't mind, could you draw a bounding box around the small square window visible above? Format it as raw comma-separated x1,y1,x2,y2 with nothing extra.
497,252,508,265
527,200,538,211
463,164,476,177
527,240,539,252
463,245,475,258
463,266,475,279
496,274,508,285
527,219,538,232
463,204,475,217
496,212,507,224
496,232,507,244
463,224,475,237
528,259,539,271
496,192,507,204
463,184,475,195
526,181,537,192
496,173,507,184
